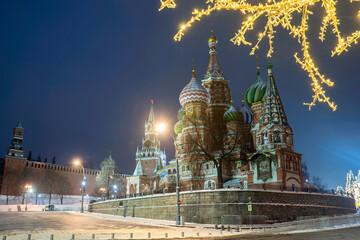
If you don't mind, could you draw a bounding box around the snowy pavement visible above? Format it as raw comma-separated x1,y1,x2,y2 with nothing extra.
0,211,360,239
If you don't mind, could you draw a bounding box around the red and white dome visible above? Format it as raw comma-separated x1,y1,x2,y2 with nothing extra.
179,71,211,107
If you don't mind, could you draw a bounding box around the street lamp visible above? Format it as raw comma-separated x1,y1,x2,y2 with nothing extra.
74,159,86,213
113,184,118,199
24,185,33,211
156,123,181,226
100,187,106,201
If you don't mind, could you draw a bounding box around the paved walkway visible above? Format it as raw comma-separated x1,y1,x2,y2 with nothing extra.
1,212,360,239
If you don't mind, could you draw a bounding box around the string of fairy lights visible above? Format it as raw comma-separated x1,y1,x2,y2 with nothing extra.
159,0,360,111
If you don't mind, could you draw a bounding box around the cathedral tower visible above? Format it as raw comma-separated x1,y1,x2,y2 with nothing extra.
245,64,267,148
201,29,231,150
256,63,294,152
178,66,211,190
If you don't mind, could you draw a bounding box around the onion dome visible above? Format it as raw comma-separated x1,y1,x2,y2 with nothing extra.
244,66,266,106
239,100,253,124
208,29,218,44
179,68,211,107
174,120,183,135
224,105,243,123
177,107,185,120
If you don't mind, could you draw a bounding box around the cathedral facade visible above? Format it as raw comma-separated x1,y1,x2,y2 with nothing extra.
127,31,303,196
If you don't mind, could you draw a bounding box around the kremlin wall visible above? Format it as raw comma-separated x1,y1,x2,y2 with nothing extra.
0,121,129,198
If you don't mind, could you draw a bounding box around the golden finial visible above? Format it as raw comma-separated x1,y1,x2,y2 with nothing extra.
192,58,196,73
208,23,217,44
230,93,233,105
256,55,259,73
241,92,245,106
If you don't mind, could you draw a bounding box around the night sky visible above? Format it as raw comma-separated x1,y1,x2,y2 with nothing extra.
1,1,359,189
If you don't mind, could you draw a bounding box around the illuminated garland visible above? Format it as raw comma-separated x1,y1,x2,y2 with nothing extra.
159,0,360,111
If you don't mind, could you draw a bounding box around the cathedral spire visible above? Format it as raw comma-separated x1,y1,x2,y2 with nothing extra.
148,99,155,124
204,27,224,79
261,63,288,126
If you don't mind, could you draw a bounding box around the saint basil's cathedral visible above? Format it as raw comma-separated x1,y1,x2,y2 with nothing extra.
126,31,303,196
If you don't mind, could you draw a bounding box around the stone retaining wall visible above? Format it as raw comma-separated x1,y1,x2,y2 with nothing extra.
89,189,356,224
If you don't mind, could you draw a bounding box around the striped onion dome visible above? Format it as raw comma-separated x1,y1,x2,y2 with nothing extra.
177,107,185,120
179,71,211,107
224,105,243,123
174,120,183,135
244,69,266,106
239,101,253,124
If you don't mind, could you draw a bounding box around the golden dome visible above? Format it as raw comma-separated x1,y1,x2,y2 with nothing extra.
208,34,217,44
208,28,217,44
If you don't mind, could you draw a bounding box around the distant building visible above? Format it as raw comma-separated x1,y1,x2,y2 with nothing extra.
127,31,303,196
0,121,129,198
344,170,360,208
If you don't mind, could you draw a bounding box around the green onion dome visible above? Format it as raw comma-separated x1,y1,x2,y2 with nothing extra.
244,69,266,106
224,105,244,123
174,120,183,135
177,107,185,121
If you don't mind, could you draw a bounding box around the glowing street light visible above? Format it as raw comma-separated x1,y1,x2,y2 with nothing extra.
73,158,86,213
156,123,181,226
24,185,33,211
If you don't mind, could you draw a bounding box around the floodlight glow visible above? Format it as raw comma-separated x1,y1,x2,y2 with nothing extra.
156,123,166,133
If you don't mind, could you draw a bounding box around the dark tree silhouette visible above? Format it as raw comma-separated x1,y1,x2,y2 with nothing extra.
27,151,32,161
186,117,247,189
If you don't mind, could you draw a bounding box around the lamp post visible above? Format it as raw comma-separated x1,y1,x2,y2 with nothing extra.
113,184,118,199
74,159,86,213
24,185,33,211
156,123,181,226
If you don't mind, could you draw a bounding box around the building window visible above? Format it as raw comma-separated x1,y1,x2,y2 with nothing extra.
17,130,21,136
273,131,281,143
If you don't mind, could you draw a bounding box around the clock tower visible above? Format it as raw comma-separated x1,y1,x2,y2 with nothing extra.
133,100,166,176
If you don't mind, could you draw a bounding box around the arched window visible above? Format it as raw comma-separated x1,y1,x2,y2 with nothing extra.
273,130,281,143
